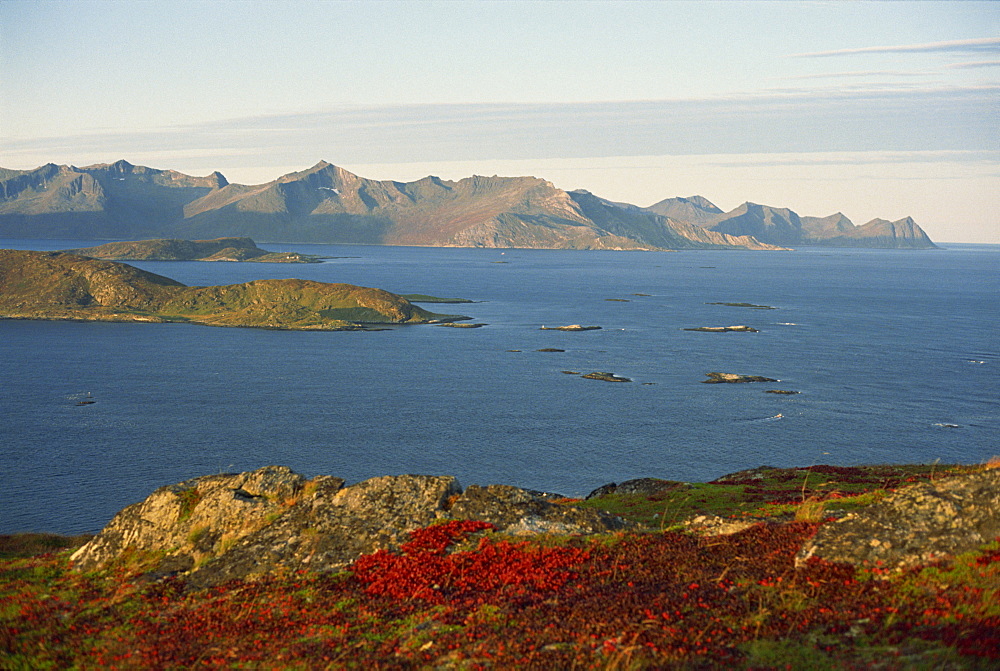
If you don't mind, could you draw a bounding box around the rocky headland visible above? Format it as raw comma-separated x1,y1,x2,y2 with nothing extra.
0,249,465,330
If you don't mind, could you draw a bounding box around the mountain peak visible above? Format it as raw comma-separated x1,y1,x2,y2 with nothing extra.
207,171,229,189
682,195,721,213
276,161,349,184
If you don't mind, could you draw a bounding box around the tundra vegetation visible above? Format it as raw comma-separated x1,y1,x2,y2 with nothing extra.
2,463,998,669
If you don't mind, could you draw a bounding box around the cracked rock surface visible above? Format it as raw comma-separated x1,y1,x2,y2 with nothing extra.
71,466,633,588
796,469,1000,570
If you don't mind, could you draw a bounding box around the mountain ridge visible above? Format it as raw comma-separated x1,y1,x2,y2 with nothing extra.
0,160,933,249
649,197,935,249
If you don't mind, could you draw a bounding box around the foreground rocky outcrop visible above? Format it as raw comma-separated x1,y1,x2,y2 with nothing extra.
70,466,633,588
0,249,463,329
796,469,1000,570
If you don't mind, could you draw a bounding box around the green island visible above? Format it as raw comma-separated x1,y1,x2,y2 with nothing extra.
64,237,327,263
2,462,997,669
0,249,467,330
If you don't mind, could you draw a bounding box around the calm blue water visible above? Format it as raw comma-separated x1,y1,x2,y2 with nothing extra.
2,240,998,534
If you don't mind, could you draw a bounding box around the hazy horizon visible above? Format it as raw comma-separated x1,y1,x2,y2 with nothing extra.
2,1,997,243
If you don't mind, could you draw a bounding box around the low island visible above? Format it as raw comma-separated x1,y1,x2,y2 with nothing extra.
581,371,632,382
63,237,325,263
540,324,602,331
683,325,759,333
703,372,778,384
0,249,467,330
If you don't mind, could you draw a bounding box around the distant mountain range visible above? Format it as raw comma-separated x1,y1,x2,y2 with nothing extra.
646,198,935,248
0,160,935,250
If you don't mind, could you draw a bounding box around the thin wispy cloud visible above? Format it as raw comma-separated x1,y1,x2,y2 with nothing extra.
784,71,933,80
945,60,1000,70
3,86,995,180
792,37,1000,58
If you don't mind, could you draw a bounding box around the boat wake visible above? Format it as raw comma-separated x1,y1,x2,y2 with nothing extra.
68,392,96,406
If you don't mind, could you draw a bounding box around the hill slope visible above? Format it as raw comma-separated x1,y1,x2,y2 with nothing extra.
63,237,321,263
0,249,459,329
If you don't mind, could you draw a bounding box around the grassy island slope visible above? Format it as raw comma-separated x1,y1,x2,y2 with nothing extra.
63,237,322,263
0,249,463,329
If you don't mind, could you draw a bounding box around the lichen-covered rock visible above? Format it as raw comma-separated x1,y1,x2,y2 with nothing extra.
70,466,308,573
72,467,634,588
709,466,780,484
795,469,1000,570
586,478,688,500
185,474,458,588
450,484,634,535
683,515,757,537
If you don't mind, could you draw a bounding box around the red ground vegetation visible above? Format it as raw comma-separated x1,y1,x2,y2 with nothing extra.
3,518,998,669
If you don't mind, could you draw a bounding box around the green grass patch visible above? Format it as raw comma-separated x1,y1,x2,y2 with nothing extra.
578,463,983,526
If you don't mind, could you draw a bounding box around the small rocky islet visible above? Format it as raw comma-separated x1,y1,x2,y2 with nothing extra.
706,301,777,310
539,324,602,331
580,371,632,382
684,325,759,332
702,372,778,384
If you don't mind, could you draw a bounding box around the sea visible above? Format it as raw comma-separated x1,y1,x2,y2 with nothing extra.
2,239,998,535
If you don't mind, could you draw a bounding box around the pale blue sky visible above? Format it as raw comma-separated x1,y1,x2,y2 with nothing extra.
2,1,998,242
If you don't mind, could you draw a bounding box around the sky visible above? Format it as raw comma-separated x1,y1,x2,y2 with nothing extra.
1,0,998,243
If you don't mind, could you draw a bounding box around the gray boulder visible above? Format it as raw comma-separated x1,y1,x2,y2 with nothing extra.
586,477,688,500
71,466,633,588
796,469,1000,570
451,484,631,535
